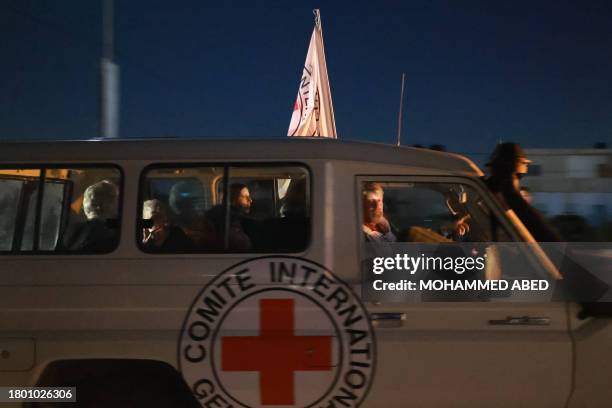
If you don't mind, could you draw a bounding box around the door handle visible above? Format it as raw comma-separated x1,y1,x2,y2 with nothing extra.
370,312,406,328
370,312,406,321
488,316,551,326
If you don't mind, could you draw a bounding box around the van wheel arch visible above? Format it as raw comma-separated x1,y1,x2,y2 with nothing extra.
26,359,199,408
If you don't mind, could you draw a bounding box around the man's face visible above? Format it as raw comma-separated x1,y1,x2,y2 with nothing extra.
363,191,384,224
516,157,531,175
234,187,252,213
149,203,167,226
520,189,532,204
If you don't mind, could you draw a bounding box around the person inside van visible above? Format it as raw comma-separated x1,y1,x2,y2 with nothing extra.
204,183,253,251
280,178,308,218
230,183,252,214
168,181,209,247
142,199,191,252
362,182,397,242
261,178,310,251
440,214,471,241
62,179,119,253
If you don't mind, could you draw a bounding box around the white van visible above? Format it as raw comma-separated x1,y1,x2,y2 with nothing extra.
0,138,610,407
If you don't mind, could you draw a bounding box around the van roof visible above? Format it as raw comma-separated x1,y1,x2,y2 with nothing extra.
0,138,482,176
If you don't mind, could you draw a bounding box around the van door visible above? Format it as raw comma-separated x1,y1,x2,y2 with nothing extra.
357,176,571,408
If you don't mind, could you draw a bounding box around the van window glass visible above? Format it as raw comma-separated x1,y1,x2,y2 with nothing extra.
0,167,122,254
39,181,65,250
140,164,310,253
360,181,510,243
20,188,39,251
0,180,21,250
0,170,40,250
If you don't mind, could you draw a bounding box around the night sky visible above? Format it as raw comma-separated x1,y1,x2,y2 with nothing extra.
2,0,612,159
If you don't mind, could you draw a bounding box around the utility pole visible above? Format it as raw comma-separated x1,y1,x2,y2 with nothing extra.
100,0,120,138
396,72,406,146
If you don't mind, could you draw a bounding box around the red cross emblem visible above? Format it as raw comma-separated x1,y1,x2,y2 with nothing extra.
222,298,333,405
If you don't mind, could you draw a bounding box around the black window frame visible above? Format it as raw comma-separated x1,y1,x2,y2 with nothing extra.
137,161,312,254
0,163,124,256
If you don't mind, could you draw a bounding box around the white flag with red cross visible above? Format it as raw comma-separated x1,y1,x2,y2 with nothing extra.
288,9,337,138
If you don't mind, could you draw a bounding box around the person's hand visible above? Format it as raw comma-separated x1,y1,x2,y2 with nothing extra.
455,221,469,237
375,217,391,234
143,228,153,244
441,216,470,239
143,226,166,245
368,230,384,239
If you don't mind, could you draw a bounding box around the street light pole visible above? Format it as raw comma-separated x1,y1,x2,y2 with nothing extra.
100,0,120,138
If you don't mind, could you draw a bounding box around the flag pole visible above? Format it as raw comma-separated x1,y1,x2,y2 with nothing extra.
314,8,321,28
313,9,337,137
396,72,406,146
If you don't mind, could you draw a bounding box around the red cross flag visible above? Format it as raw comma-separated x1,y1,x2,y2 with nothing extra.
288,9,337,138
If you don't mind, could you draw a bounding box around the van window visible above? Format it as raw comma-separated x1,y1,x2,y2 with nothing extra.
0,169,40,251
0,167,122,254
139,164,310,253
360,180,510,243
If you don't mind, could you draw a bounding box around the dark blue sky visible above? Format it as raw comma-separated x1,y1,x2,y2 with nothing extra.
1,0,611,157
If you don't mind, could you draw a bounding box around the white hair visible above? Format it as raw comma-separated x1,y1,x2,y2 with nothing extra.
142,199,166,220
83,180,119,220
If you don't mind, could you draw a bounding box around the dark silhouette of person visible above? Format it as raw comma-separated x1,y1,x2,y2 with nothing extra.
204,183,253,251
168,181,209,247
485,143,561,242
485,143,608,302
519,186,532,204
273,178,310,251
